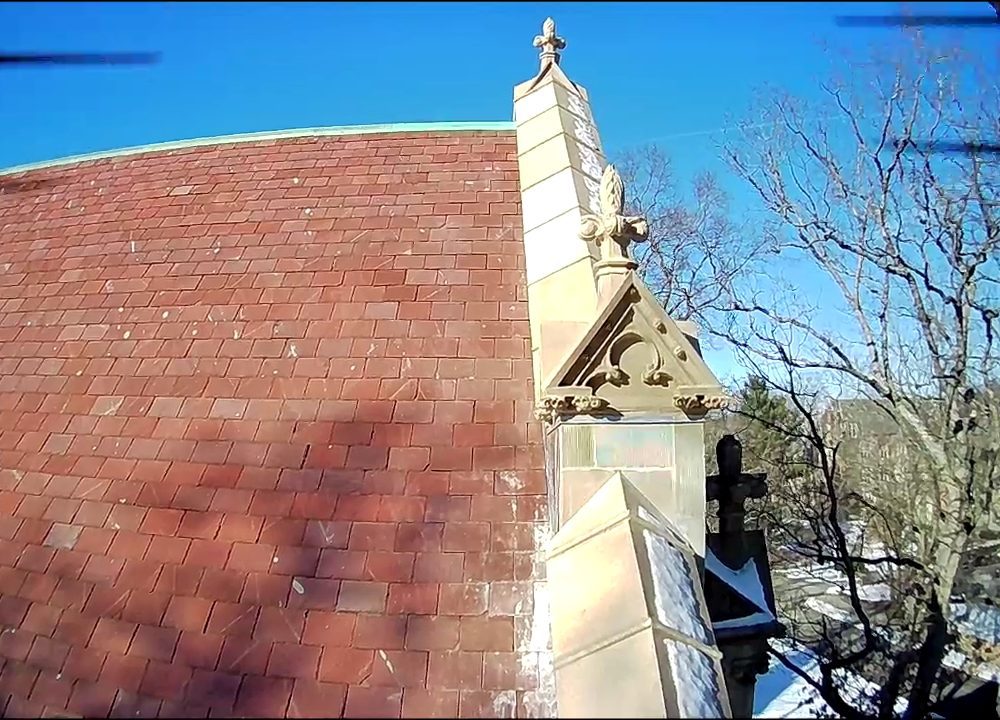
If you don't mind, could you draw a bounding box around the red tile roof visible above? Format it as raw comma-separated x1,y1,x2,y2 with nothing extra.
0,131,549,718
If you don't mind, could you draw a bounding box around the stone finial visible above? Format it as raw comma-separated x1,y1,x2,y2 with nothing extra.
579,165,649,300
533,17,566,70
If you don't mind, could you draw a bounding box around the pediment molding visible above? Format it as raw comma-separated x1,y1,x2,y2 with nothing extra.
536,272,727,423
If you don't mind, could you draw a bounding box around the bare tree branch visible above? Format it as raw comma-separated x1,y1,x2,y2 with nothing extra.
695,33,1000,720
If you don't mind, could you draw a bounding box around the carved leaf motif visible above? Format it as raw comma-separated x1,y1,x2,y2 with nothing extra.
591,364,626,387
599,165,624,217
645,369,672,386
673,394,728,413
533,17,565,53
534,393,607,424
639,338,673,387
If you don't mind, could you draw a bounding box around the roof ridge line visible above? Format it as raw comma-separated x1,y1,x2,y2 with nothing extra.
0,121,516,177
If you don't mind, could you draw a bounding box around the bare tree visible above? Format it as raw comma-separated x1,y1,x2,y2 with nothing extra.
714,34,1000,719
617,144,763,329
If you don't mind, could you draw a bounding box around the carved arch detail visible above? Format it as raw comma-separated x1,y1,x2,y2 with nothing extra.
536,273,727,424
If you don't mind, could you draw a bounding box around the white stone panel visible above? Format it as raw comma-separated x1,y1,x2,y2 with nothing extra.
548,520,649,662
521,170,579,233
555,628,667,718
514,83,559,124
523,208,592,285
521,167,602,234
518,105,606,157
674,424,708,556
517,134,606,192
517,106,567,156
518,137,572,192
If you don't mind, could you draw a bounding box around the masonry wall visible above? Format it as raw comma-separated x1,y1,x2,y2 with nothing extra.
0,131,554,718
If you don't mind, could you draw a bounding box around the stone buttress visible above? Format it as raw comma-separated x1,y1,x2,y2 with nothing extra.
513,18,733,718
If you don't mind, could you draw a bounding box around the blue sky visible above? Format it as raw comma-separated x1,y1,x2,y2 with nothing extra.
1,1,996,384
2,1,994,172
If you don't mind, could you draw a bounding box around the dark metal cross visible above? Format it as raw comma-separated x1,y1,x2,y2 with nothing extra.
706,434,767,540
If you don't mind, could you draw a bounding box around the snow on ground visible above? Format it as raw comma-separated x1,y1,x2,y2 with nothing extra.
778,562,891,594
943,603,1000,683
953,602,1000,644
779,562,848,585
759,569,1000,717
760,524,1000,717
754,642,1000,719
840,521,891,561
776,522,890,587
753,640,908,718
823,582,890,603
754,647,831,718
803,596,855,624
856,583,890,602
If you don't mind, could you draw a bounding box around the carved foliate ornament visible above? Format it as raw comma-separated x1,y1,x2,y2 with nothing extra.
533,17,566,70
516,17,585,102
534,393,608,424
536,272,727,424
674,394,728,413
579,165,649,274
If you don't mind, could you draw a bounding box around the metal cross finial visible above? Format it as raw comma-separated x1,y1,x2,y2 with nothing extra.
707,434,768,537
533,17,566,69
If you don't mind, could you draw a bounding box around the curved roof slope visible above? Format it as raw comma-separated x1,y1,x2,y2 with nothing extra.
0,122,516,178
0,129,550,718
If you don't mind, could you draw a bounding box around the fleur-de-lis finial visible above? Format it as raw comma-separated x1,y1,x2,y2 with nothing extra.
580,165,649,263
533,17,566,69
580,165,649,299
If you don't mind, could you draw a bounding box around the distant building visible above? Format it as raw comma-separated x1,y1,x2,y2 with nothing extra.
824,398,917,483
